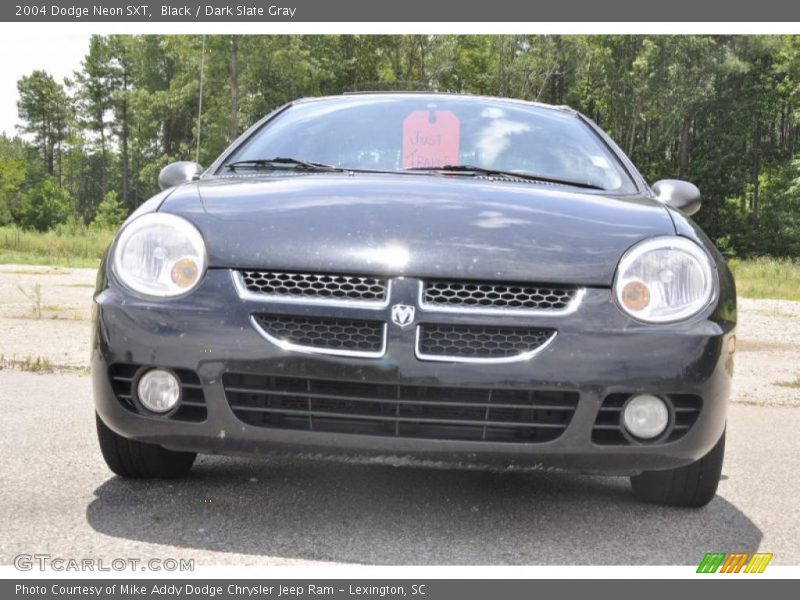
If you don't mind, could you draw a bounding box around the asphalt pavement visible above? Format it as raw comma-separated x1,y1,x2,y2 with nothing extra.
0,370,797,566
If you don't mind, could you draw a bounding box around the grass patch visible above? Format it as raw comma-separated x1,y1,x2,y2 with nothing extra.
0,354,89,375
775,377,800,389
0,225,112,269
16,283,42,319
0,354,53,373
728,257,800,302
0,268,69,275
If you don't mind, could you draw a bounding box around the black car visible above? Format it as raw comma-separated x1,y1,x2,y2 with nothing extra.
93,93,735,507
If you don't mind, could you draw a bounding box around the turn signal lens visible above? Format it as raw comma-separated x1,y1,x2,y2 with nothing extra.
621,280,651,312
171,257,200,288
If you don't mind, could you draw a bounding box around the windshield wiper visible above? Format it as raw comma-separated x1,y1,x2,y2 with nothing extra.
226,157,345,172
404,164,606,190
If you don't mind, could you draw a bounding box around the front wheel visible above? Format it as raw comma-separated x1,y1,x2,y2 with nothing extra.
630,430,725,507
96,413,196,479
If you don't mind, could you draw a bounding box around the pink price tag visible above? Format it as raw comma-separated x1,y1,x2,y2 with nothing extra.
402,110,461,169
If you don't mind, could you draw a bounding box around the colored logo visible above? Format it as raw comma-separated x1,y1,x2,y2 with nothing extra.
697,552,773,573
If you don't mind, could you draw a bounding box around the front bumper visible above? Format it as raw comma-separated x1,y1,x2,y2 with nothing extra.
92,269,734,475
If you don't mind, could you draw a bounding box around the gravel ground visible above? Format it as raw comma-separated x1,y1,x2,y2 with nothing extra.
0,265,94,370
0,370,798,565
0,264,798,566
0,264,797,407
734,298,800,406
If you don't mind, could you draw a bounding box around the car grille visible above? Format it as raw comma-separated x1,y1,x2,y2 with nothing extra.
108,364,207,422
592,393,702,444
422,280,579,312
238,270,387,303
417,324,554,360
253,314,385,355
223,374,579,443
236,273,581,362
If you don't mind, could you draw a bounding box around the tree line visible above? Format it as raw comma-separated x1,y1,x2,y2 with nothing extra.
1,34,800,256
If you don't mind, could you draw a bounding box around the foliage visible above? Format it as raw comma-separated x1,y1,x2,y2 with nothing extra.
728,257,800,301
0,225,113,267
91,191,126,230
16,70,71,178
0,135,37,225
2,34,800,259
18,178,76,231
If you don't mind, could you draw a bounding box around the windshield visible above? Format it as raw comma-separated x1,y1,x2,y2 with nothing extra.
222,96,636,192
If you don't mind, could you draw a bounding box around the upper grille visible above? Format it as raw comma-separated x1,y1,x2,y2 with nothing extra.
417,324,554,361
422,280,580,312
239,270,388,303
253,314,385,355
223,373,579,443
592,393,702,445
108,364,207,422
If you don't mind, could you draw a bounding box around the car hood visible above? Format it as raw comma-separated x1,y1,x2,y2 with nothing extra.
160,173,674,286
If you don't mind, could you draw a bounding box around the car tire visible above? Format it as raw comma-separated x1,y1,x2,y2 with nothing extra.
630,430,725,507
96,413,196,479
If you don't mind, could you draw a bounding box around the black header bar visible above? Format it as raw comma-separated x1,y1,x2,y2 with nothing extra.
2,0,800,22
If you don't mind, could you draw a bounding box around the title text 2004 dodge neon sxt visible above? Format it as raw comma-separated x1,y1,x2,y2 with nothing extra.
92,93,735,506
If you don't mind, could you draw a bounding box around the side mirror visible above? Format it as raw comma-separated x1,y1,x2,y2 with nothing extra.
158,161,203,190
652,179,701,216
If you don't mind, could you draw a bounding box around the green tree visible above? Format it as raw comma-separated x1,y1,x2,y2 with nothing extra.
16,70,72,179
0,135,34,225
6,34,800,258
91,190,127,230
74,35,116,203
20,177,76,231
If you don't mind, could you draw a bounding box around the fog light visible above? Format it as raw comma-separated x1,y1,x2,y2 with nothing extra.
622,394,669,439
137,369,181,413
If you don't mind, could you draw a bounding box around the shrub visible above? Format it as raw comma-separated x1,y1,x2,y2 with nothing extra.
19,177,76,231
92,191,127,230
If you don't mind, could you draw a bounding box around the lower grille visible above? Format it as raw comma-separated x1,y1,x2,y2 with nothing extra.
592,393,702,445
109,364,207,422
417,324,554,360
223,373,579,443
253,314,385,356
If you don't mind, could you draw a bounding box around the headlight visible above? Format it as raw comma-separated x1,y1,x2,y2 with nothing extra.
112,213,207,297
614,236,715,323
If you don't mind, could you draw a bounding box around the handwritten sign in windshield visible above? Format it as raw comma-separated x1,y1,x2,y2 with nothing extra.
402,110,461,169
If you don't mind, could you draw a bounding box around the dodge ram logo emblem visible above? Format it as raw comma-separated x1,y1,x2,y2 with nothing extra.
391,304,415,327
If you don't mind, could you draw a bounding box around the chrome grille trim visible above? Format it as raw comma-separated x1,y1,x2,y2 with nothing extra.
232,270,391,309
250,315,387,359
415,326,557,364
417,324,555,361
418,281,585,316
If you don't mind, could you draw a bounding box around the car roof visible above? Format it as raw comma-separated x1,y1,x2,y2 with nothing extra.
291,92,577,115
